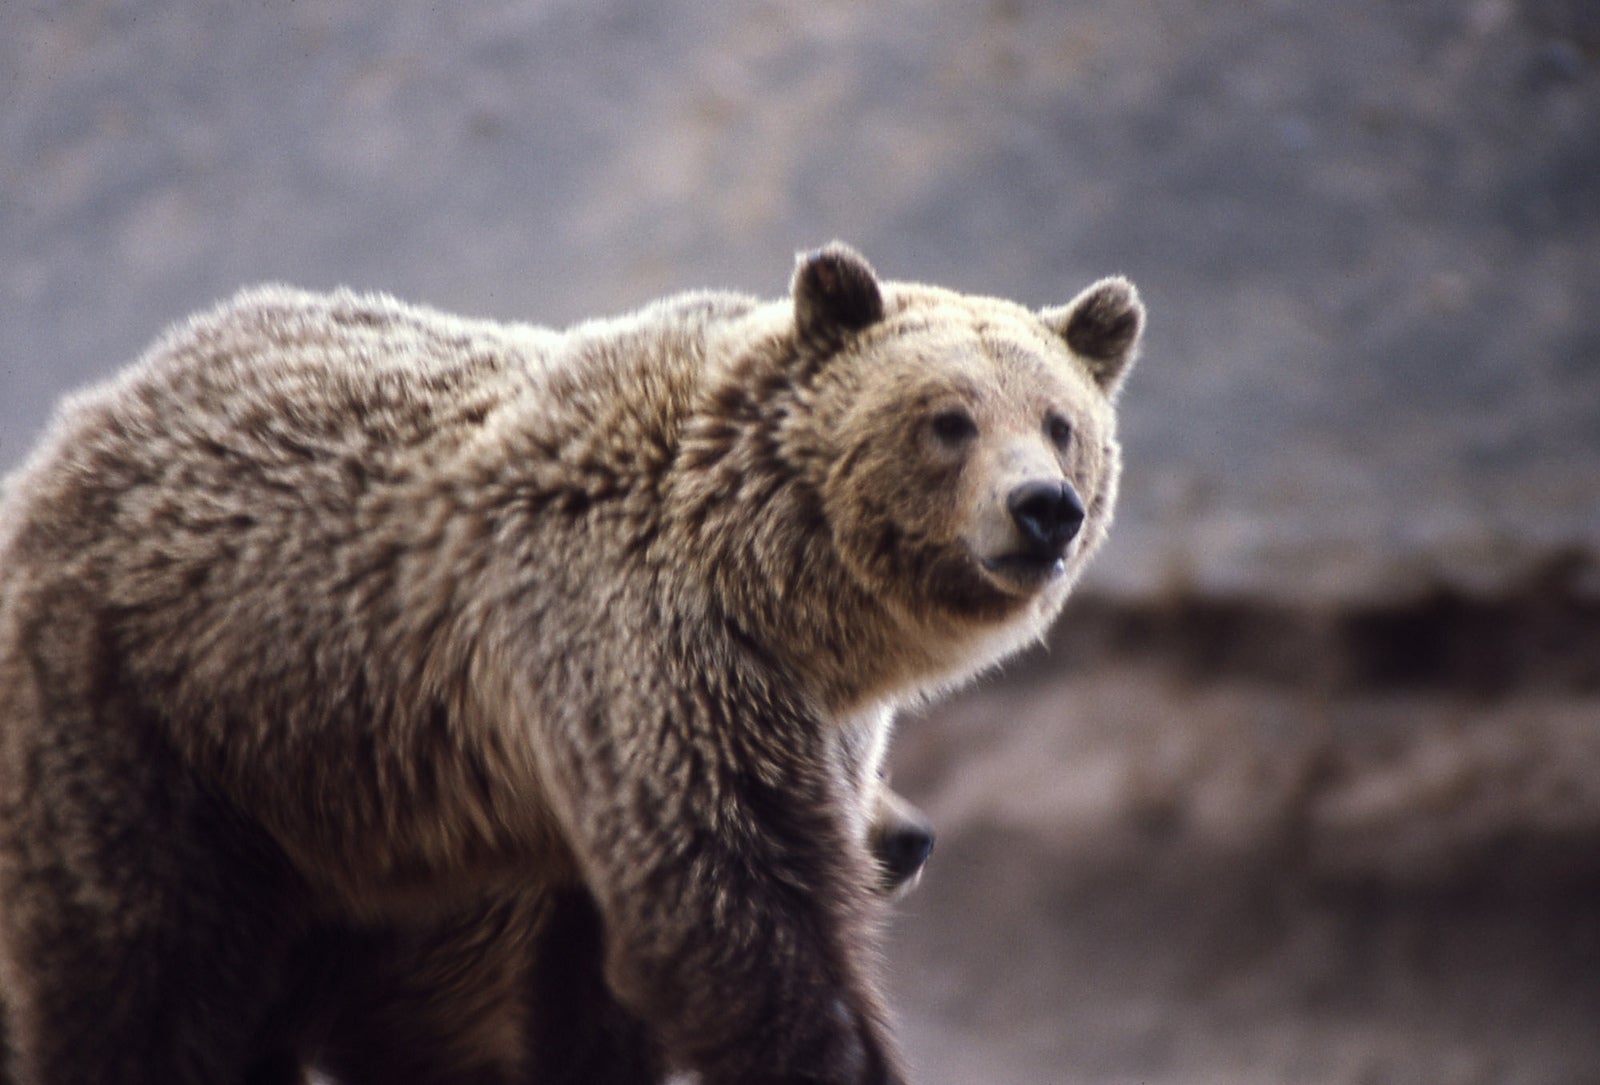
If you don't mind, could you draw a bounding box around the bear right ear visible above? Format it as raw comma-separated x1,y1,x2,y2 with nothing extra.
1040,276,1145,397
792,242,885,344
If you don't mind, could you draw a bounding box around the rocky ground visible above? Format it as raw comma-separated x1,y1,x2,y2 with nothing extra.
5,0,1598,1080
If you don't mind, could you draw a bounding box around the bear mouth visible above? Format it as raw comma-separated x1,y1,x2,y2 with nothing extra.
979,552,1067,594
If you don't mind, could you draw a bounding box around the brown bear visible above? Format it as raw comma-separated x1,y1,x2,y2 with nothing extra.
0,243,1142,1084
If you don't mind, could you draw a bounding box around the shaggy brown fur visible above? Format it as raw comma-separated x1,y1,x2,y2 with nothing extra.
0,244,1141,1084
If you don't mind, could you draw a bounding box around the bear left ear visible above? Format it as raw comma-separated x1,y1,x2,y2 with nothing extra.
792,242,885,344
1040,276,1145,397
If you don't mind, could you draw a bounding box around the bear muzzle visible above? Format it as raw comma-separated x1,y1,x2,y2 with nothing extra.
1007,479,1085,554
978,479,1084,589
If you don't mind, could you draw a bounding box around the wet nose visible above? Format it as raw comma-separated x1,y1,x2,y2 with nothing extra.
1007,480,1085,554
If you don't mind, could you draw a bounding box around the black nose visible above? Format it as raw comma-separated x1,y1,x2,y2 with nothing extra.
880,821,935,887
1007,480,1085,554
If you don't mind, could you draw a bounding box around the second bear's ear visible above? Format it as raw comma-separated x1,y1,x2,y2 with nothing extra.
792,242,885,344
1040,277,1145,397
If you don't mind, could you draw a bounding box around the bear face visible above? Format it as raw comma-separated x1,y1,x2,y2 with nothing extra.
785,246,1143,692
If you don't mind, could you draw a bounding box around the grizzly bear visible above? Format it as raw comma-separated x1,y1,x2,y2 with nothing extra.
0,243,1142,1084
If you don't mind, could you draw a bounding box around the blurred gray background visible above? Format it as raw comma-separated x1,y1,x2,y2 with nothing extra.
4,2,1599,1082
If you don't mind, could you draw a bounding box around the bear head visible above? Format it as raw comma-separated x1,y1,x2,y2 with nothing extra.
784,243,1143,691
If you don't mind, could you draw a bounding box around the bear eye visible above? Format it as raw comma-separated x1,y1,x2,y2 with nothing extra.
930,409,978,445
1045,412,1073,450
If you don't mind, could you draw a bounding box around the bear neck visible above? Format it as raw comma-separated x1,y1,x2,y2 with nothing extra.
660,333,920,718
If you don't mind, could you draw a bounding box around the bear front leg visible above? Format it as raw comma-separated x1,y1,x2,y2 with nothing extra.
536,682,908,1085
596,798,902,1085
312,898,542,1085
520,887,665,1084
